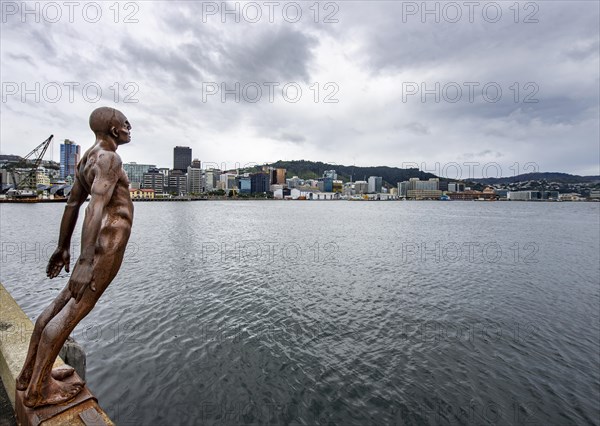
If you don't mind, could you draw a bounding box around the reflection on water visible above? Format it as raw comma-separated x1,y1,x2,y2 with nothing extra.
1,201,599,425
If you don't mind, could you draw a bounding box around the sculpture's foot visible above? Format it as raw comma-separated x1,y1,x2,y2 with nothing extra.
16,366,75,391
51,365,75,381
23,376,85,408
15,369,32,391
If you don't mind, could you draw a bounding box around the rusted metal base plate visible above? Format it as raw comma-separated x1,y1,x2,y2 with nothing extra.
15,373,97,426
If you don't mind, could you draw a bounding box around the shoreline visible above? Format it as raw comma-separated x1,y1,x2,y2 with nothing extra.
0,198,595,204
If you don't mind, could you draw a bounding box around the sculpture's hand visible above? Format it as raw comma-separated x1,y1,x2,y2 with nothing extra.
68,260,96,303
46,247,70,278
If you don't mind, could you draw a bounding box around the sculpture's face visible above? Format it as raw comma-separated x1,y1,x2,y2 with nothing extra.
114,116,132,145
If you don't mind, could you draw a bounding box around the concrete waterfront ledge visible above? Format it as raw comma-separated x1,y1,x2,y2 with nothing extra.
0,283,113,425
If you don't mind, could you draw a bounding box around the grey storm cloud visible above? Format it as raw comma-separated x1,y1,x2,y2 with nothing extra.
148,2,318,83
0,1,598,176
399,122,430,135
275,133,306,144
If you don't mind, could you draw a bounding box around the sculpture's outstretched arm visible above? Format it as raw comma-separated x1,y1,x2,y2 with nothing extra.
47,177,88,279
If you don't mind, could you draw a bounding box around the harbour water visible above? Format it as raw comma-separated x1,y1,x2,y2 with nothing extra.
1,201,599,425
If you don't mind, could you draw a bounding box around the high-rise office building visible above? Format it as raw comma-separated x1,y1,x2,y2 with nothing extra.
355,181,369,194
167,169,187,196
251,172,270,194
204,169,221,192
123,162,156,185
236,176,251,194
368,176,383,193
173,146,192,172
318,177,333,192
272,168,286,185
59,139,80,179
416,178,439,191
187,159,202,195
398,181,408,197
448,182,465,193
143,168,165,195
220,173,237,191
398,178,441,199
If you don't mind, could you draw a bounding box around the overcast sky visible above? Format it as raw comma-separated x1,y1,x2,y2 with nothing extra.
1,1,598,178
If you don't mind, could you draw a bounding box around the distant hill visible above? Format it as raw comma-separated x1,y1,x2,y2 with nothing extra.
260,160,438,187
471,172,600,185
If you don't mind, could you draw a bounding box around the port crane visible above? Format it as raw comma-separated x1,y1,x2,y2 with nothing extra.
6,134,54,193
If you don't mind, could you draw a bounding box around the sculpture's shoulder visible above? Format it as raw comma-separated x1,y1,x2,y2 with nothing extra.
79,147,123,188
95,149,122,170
84,148,122,174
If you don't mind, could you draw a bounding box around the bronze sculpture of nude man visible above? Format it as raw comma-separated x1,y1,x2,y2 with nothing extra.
16,107,134,408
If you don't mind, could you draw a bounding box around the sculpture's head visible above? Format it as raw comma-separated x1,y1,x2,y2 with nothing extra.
89,107,131,145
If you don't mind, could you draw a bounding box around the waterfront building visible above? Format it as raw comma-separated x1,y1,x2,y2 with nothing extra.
368,176,383,193
397,178,441,199
36,169,51,186
508,191,559,201
204,169,221,192
260,166,287,185
286,176,304,189
143,168,165,195
167,170,187,196
59,139,80,179
270,184,284,193
318,177,334,192
290,188,311,199
158,168,170,185
220,173,238,191
342,182,354,196
129,188,155,199
559,193,585,201
273,187,292,199
123,162,156,186
417,178,439,191
272,168,287,185
494,189,509,199
251,172,270,194
312,192,340,200
449,190,495,200
236,176,251,194
1,169,14,187
407,189,442,199
332,180,343,193
173,146,192,172
398,181,408,197
37,163,60,182
355,181,369,194
187,161,203,195
448,182,465,192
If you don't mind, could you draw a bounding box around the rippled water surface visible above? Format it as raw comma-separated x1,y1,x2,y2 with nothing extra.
1,201,599,425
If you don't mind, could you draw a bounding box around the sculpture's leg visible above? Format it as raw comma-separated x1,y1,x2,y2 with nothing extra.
22,296,93,407
24,235,127,408
16,287,72,391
